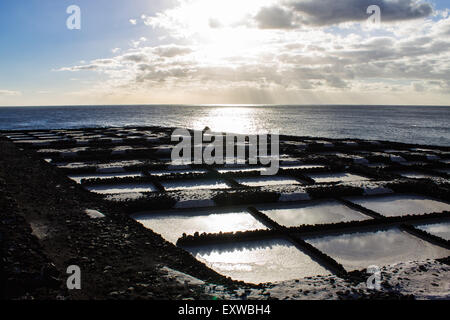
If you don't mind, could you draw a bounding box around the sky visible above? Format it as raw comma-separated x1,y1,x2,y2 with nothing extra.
0,0,449,106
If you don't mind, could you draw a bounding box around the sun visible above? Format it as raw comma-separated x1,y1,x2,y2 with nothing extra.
164,0,279,62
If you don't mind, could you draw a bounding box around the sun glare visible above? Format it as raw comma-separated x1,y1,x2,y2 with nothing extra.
166,0,278,60
192,107,260,134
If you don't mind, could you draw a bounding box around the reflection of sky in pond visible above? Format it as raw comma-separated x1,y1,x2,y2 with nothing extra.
217,167,268,174
186,238,330,284
306,172,370,183
236,176,302,187
161,179,230,191
132,208,267,244
280,164,325,170
86,183,157,194
306,228,450,271
148,169,207,176
69,172,142,184
417,221,450,241
393,171,437,179
258,200,371,227
345,194,450,217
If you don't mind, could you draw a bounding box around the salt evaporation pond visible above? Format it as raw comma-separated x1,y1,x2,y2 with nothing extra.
185,238,330,284
416,221,450,241
393,171,438,179
257,200,371,227
161,179,231,191
148,169,207,176
236,176,302,187
345,194,450,217
217,167,268,174
68,172,143,183
306,172,370,183
280,164,326,170
132,208,267,244
305,228,450,271
86,183,157,194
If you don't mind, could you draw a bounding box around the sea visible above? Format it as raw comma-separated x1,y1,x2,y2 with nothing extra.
0,105,448,146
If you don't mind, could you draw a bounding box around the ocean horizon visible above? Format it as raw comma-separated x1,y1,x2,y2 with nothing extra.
1,104,449,146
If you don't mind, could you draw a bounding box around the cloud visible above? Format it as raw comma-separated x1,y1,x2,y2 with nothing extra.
288,0,433,26
0,90,21,96
129,19,137,25
255,6,295,29
131,37,148,48
121,53,148,63
153,45,193,57
55,1,450,105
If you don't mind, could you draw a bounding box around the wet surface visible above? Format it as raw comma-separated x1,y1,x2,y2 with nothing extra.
305,228,450,271
186,238,331,284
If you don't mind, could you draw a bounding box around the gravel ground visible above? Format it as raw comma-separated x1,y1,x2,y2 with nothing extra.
0,139,247,300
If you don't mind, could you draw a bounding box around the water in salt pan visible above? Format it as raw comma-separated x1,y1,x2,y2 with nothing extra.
306,172,370,183
305,228,450,272
161,179,231,191
280,164,326,170
185,238,330,284
236,176,303,187
132,208,267,244
393,171,438,179
257,200,371,227
345,194,450,217
68,172,143,184
148,169,207,176
416,221,450,241
9,136,33,140
86,183,157,194
217,167,268,174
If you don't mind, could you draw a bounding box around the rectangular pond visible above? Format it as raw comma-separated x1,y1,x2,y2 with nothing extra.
161,179,231,191
306,172,370,183
345,194,450,217
184,238,331,284
217,167,268,174
85,183,157,194
148,169,208,176
416,221,450,241
68,172,143,184
132,207,267,244
235,176,303,187
256,200,371,227
305,228,450,271
393,171,438,179
280,164,326,170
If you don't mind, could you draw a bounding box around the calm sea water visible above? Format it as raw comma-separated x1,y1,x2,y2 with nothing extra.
0,105,448,146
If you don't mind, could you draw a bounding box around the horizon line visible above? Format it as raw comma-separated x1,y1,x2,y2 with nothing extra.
0,103,449,108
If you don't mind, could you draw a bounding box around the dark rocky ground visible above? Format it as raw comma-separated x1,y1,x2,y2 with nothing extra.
0,139,248,300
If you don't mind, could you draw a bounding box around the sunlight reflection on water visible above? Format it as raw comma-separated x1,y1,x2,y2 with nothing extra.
191,107,264,134
1,105,449,145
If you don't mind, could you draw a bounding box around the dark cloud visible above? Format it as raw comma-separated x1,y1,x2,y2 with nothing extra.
290,0,433,26
254,0,433,28
255,6,295,29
